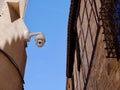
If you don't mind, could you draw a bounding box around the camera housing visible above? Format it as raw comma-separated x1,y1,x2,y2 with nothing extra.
35,33,46,47
24,31,46,47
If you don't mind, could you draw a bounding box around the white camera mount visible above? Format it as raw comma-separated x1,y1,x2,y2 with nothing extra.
24,31,46,47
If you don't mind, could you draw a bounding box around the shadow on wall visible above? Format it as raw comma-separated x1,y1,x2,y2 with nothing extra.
0,35,26,90
74,0,101,89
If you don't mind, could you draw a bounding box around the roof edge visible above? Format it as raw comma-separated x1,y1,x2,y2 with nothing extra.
66,0,80,78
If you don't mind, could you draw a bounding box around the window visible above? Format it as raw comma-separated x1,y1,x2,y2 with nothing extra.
113,0,120,57
100,0,120,59
7,2,20,22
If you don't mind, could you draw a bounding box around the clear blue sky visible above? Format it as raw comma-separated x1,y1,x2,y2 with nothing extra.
24,0,70,90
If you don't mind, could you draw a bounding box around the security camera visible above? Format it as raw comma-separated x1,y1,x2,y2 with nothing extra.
24,31,46,47
35,33,46,47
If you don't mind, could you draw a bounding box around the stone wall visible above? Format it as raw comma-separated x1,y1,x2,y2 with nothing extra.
66,0,120,90
0,0,27,89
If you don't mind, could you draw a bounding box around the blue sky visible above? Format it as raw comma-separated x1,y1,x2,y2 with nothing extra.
24,0,70,90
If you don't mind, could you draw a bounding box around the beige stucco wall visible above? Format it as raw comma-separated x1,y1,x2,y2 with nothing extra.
0,0,28,89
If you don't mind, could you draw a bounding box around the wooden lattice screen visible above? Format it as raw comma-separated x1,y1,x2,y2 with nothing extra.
100,0,120,59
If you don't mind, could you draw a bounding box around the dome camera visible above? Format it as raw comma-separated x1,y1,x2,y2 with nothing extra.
36,33,46,47
24,31,46,47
